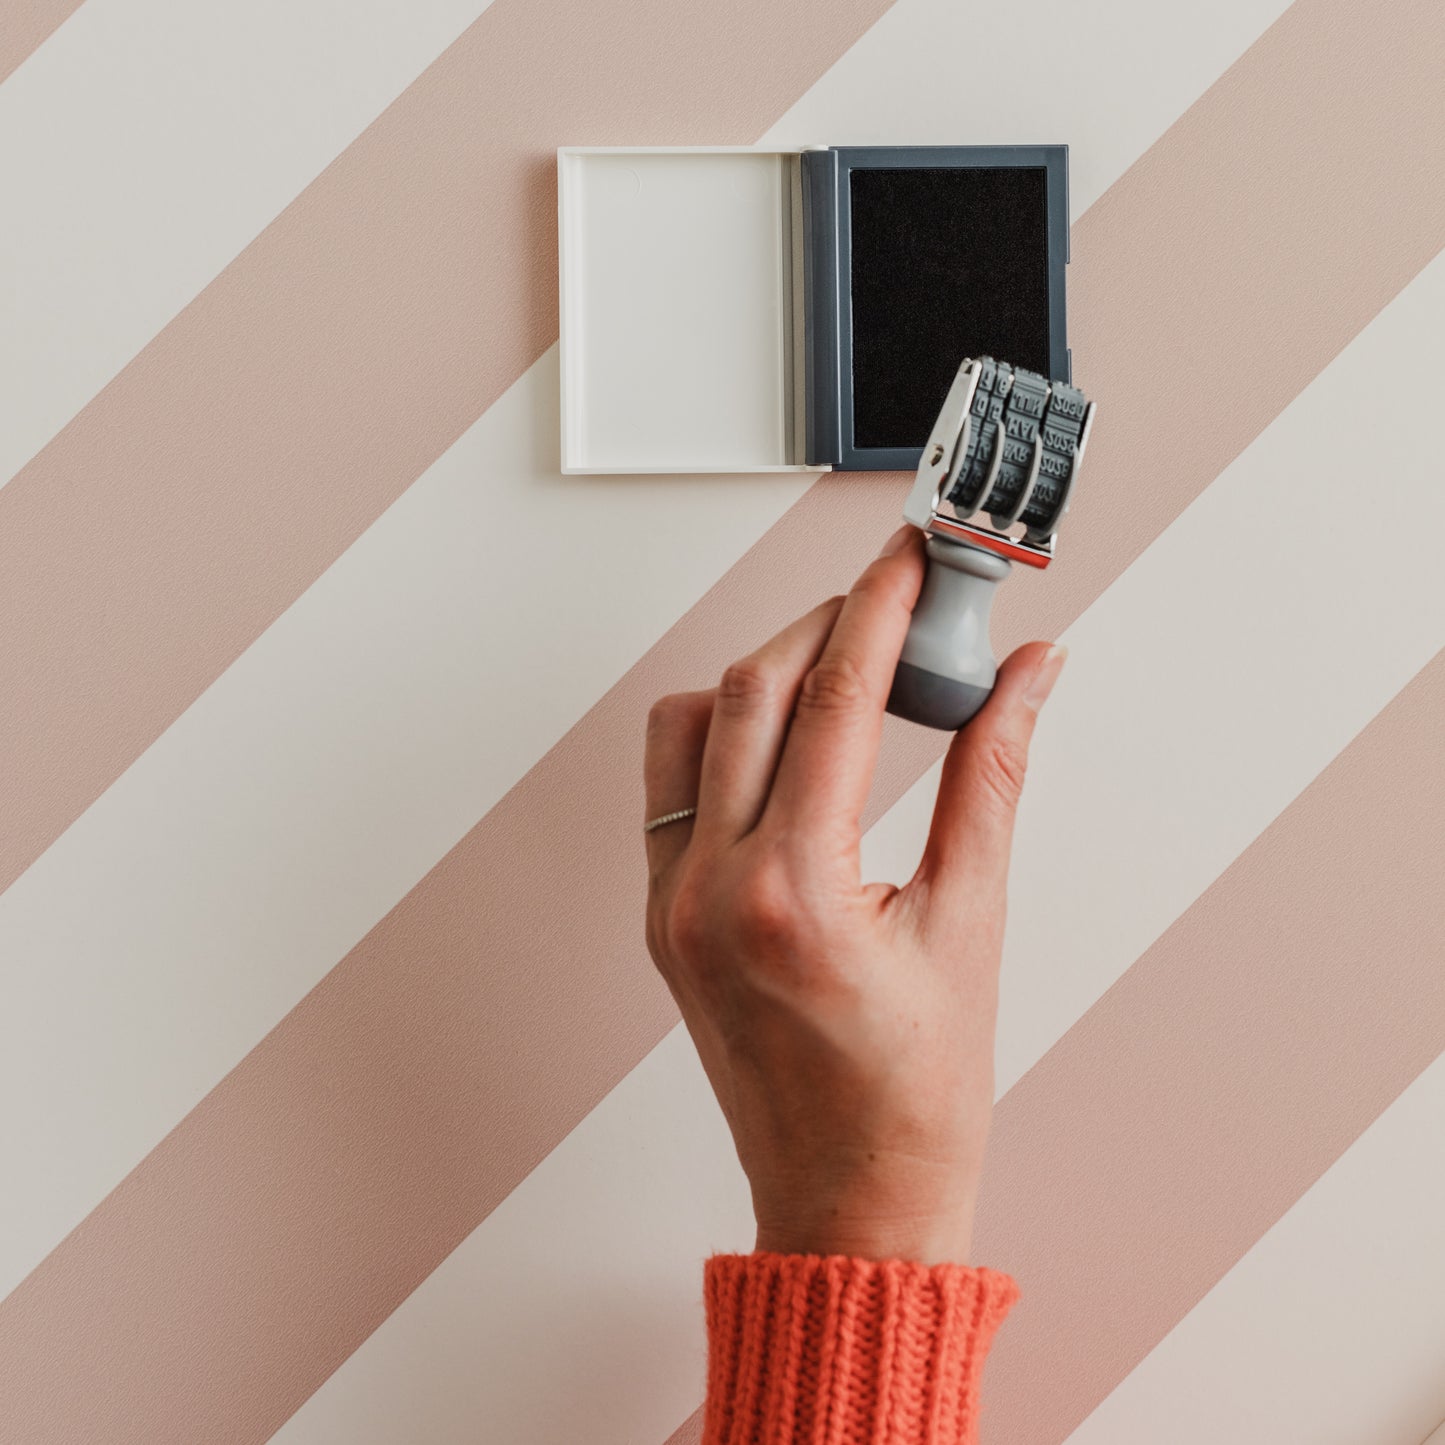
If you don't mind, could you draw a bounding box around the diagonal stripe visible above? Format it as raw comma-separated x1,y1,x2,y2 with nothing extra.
0,0,83,84
268,1024,750,1445
970,648,1445,1441
864,259,1445,1105
1063,1050,1445,1444
0,0,1296,1303
8,5,1445,1439
0,4,1442,1440
0,0,899,896
667,754,1445,1445
267,250,1445,1445
7,0,1283,510
667,1414,704,1445
0,0,503,484
0,0,1421,901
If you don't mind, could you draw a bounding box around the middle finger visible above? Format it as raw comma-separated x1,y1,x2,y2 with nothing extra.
692,597,844,847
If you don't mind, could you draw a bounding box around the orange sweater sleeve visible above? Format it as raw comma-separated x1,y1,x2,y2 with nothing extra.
702,1252,1018,1445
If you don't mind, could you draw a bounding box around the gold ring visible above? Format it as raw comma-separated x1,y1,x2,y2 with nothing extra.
643,806,697,834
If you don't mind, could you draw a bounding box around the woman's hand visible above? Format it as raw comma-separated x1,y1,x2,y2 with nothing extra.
642,525,1065,1266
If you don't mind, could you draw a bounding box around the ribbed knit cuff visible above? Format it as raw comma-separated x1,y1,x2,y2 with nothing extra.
702,1252,1019,1445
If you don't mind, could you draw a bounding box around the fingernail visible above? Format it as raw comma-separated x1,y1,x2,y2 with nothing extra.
879,524,915,558
1023,644,1068,711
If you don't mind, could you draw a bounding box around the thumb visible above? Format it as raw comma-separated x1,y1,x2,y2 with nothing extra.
916,641,1067,899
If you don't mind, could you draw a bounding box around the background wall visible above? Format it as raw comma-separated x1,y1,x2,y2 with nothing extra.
1,0,1442,1440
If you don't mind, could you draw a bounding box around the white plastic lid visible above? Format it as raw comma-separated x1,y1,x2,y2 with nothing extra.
558,148,822,474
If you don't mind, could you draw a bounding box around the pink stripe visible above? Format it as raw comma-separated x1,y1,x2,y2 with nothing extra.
972,648,1445,1439
666,1412,704,1445
642,648,1445,1445
0,0,898,894
0,0,84,83
2,2,1444,1440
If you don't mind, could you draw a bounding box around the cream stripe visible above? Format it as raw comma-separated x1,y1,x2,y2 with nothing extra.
272,1027,747,1445
0,0,1290,1301
1063,1050,1445,1445
964,648,1445,1439
0,0,496,485
268,252,1445,1445
757,0,1292,204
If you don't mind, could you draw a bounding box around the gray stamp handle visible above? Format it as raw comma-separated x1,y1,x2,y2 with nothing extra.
886,536,1010,730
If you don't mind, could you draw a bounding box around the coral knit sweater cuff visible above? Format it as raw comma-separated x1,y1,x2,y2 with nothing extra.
702,1252,1019,1445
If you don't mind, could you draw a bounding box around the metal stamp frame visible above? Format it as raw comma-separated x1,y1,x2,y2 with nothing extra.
902,357,1096,570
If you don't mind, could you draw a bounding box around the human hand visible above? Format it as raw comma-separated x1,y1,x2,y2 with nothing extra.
642,525,1065,1265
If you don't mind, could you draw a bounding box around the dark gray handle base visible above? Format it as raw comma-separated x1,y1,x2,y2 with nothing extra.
886,535,1009,731
886,661,992,732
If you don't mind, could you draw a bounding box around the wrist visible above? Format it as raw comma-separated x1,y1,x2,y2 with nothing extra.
749,1154,981,1265
754,1212,975,1266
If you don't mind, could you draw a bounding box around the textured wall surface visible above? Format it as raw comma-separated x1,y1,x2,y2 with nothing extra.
1,0,1443,1440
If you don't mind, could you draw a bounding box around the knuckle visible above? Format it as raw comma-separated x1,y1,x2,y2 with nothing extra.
852,562,894,598
798,654,871,716
717,657,775,711
975,731,1030,812
646,693,689,739
733,862,799,947
644,907,667,969
854,563,915,618
665,872,713,959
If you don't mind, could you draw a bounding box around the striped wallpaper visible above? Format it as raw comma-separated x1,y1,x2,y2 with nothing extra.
1,0,1442,1440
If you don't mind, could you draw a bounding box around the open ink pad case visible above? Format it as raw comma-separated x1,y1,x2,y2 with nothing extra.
558,145,1068,474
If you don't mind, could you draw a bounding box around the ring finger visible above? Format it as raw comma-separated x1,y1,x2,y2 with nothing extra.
642,688,715,882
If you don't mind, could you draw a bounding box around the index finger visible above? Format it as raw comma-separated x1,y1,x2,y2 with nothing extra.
761,526,924,847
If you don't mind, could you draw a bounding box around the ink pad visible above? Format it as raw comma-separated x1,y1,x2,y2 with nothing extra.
558,145,1068,474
